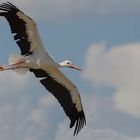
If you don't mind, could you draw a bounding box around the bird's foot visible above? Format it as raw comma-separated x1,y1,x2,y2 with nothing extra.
0,65,4,71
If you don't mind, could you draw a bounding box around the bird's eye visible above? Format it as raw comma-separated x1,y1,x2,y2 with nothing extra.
67,62,70,64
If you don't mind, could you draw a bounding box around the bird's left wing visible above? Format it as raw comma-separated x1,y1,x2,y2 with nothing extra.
30,67,86,135
0,2,46,56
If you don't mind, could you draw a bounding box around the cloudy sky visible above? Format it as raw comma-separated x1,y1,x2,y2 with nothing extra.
0,0,140,140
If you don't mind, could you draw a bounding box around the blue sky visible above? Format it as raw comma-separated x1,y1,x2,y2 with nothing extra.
0,0,140,140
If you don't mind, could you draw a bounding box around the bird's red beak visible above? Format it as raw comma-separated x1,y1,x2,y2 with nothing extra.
69,64,82,71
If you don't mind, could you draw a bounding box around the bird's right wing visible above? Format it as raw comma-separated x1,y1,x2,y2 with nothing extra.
30,67,86,135
0,2,47,56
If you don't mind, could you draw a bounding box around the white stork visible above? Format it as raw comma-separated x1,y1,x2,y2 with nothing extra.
0,2,86,135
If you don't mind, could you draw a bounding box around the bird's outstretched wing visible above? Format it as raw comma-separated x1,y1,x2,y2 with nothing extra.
0,2,46,56
30,67,86,135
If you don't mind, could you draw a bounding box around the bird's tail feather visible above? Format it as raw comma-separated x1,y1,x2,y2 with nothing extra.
9,54,29,75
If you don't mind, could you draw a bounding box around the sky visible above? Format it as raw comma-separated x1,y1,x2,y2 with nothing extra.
0,0,140,140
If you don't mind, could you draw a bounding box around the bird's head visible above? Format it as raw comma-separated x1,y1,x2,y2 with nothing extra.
59,60,82,71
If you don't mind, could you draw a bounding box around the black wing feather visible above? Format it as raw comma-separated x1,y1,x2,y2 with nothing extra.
0,2,32,55
30,68,86,135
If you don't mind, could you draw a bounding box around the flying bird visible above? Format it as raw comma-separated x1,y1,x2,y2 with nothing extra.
0,2,86,135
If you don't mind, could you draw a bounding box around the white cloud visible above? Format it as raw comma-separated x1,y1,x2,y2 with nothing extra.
0,71,30,95
54,127,140,140
0,0,140,21
0,70,60,140
83,42,140,118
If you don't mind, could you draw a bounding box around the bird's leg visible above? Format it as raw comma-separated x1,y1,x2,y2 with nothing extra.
0,61,27,72
0,64,11,71
0,65,4,71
